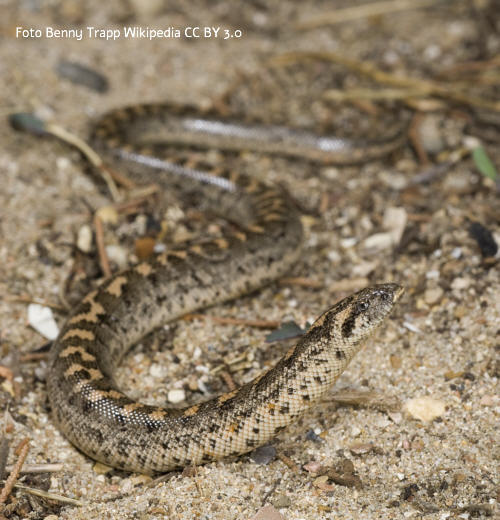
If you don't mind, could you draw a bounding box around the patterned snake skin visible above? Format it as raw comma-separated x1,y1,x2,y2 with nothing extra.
47,104,405,473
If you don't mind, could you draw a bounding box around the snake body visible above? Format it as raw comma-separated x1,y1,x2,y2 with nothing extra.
47,104,404,473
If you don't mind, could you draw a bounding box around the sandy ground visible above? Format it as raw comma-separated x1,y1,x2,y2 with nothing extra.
0,1,498,519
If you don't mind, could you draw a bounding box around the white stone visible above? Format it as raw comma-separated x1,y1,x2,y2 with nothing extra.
27,304,59,340
404,397,446,422
105,244,128,269
167,388,186,404
76,225,93,253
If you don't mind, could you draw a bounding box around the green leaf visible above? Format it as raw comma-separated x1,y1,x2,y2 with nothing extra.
9,113,48,136
265,320,310,343
472,147,498,181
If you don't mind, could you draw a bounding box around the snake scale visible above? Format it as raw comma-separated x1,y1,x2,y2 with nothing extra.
47,103,404,474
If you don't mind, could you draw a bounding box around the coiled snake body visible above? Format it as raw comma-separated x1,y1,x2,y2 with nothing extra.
47,104,404,473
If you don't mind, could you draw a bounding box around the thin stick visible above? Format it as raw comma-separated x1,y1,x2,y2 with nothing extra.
3,294,65,312
296,0,450,29
408,113,430,165
183,314,281,329
0,438,30,505
12,483,83,507
93,214,112,278
271,51,500,112
46,124,121,201
219,370,237,391
323,87,426,102
19,352,49,363
329,390,401,412
277,453,300,473
4,463,63,474
0,438,8,482
279,277,323,289
111,184,160,214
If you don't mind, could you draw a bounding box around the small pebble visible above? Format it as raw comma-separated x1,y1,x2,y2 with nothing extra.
327,249,341,263
96,206,118,225
105,244,128,269
120,478,133,493
93,462,113,475
479,395,494,406
411,438,424,451
313,475,335,492
349,442,374,455
303,460,323,473
468,221,498,258
305,429,321,442
404,397,446,422
76,224,93,253
321,167,339,180
271,495,291,508
403,321,422,334
388,412,402,424
444,370,464,380
424,287,443,305
352,260,378,277
451,277,471,290
250,444,277,465
375,416,391,428
197,379,209,394
167,389,186,404
153,243,166,253
135,237,156,260
128,0,164,17
362,232,393,252
390,355,402,369
383,207,407,245
417,115,445,154
149,363,167,378
250,505,285,520
340,237,357,248
350,426,361,437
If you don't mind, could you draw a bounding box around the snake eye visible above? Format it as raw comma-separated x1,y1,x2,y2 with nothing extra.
358,301,369,311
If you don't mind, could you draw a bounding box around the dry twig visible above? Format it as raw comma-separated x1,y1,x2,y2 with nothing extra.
329,389,401,412
219,370,237,391
13,483,83,507
19,352,49,363
296,0,450,29
270,51,500,112
279,277,323,289
408,113,430,165
93,214,112,278
4,463,63,474
183,314,280,329
0,438,30,506
277,453,300,473
45,124,121,201
3,294,65,312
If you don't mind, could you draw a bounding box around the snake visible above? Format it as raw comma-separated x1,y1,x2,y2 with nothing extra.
46,103,405,474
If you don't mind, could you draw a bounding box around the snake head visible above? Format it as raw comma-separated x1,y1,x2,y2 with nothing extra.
338,283,404,342
310,283,404,348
